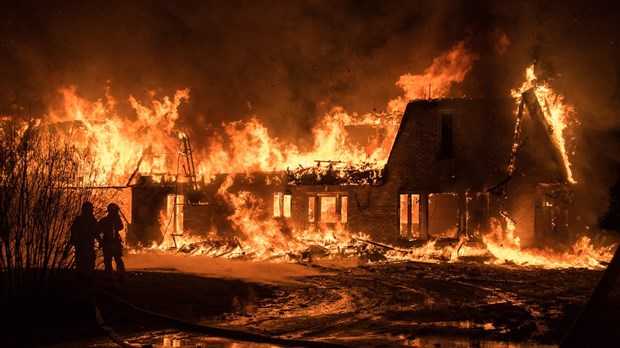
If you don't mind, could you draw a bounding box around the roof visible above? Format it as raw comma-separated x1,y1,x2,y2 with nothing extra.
384,97,567,191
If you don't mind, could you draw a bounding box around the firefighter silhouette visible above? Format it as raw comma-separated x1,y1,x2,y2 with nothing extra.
70,201,99,279
98,203,126,281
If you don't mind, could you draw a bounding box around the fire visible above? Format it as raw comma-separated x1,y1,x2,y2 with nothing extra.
17,34,611,271
512,65,578,183
483,218,614,269
144,173,358,261
40,38,482,188
388,40,480,113
46,86,190,185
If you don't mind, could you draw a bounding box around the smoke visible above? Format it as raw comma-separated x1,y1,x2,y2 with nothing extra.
1,0,619,225
0,1,536,139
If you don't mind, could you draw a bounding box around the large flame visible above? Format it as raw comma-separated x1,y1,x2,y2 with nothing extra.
41,43,480,186
46,86,190,185
387,40,480,113
13,37,612,271
511,65,578,183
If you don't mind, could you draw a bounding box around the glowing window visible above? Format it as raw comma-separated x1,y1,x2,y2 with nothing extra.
399,193,420,239
273,192,292,218
341,196,348,223
399,194,409,238
320,196,338,223
308,196,315,222
311,194,347,223
283,194,292,217
273,193,282,217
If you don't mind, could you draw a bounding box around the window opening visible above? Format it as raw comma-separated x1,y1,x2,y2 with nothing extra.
341,196,348,223
166,194,184,234
283,194,292,218
399,194,409,238
273,192,291,218
320,196,338,223
439,113,454,159
428,193,459,238
308,194,348,224
308,196,315,222
399,193,420,238
273,193,282,217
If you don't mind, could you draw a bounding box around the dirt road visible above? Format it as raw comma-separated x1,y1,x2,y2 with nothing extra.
211,261,602,346
45,259,616,347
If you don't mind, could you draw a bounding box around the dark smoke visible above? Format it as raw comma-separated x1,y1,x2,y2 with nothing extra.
0,0,538,138
1,0,619,228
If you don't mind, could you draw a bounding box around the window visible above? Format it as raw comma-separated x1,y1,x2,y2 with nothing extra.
399,193,420,238
273,193,282,217
399,194,409,237
320,196,338,223
439,113,454,159
308,196,316,222
428,193,459,238
283,194,291,217
273,192,292,218
307,194,347,224
341,196,348,223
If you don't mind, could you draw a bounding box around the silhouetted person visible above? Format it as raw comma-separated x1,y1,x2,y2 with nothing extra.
70,201,98,279
99,203,125,281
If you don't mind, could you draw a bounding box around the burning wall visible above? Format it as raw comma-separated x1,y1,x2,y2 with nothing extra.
130,93,573,249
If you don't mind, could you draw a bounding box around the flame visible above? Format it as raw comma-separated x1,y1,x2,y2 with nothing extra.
483,218,614,268
388,40,480,113
140,217,615,270
38,39,481,187
512,65,578,183
45,87,401,186
46,86,190,185
5,31,610,272
23,37,516,268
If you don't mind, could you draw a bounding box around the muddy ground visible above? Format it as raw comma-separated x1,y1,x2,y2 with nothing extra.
25,257,620,347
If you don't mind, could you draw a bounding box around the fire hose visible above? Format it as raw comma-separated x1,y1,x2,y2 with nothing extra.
95,289,348,348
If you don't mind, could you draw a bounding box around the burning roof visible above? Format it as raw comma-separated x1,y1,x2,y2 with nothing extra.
286,160,383,186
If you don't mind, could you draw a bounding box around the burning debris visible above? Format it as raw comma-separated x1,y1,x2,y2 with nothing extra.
136,229,614,269
286,160,383,186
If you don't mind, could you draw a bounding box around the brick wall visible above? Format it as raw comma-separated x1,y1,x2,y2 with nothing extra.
288,184,399,243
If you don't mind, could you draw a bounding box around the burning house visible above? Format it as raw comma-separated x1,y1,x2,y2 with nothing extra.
129,88,573,248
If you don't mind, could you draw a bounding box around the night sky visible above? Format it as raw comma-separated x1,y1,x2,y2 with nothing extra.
2,0,620,221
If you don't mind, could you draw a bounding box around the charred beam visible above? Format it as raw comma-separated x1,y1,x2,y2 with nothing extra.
125,152,146,187
485,99,526,193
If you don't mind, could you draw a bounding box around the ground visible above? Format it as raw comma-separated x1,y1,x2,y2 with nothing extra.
14,253,620,347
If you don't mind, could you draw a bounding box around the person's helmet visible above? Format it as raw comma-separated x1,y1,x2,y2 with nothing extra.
81,201,94,215
107,203,120,214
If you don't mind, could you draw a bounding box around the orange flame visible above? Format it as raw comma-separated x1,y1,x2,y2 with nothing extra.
512,65,578,183
35,38,495,266
388,40,480,113
46,86,189,185
483,218,614,268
